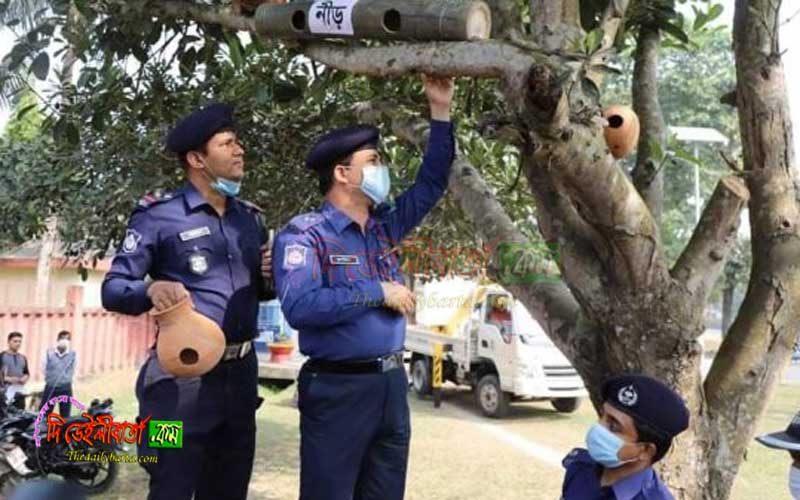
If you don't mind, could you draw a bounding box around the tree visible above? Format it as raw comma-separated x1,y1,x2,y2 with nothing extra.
0,1,797,498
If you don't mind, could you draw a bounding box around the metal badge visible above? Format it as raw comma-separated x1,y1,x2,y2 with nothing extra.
189,253,209,275
329,254,360,265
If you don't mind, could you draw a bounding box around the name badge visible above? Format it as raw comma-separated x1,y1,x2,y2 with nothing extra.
329,255,359,265
179,227,211,241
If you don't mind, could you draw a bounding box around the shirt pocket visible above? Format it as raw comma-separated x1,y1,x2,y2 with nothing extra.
170,237,217,281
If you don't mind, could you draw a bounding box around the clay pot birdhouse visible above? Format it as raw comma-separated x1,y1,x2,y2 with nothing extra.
602,105,640,159
233,0,286,16
151,297,225,378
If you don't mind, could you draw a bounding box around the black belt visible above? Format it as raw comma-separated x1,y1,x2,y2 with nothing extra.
305,352,404,375
220,341,253,362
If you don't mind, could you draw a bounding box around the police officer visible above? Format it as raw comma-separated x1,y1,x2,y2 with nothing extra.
272,75,455,500
756,409,800,499
561,374,690,500
101,103,274,500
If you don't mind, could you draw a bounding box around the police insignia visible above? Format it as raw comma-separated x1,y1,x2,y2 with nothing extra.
284,244,307,270
122,229,142,253
189,253,209,275
618,385,638,407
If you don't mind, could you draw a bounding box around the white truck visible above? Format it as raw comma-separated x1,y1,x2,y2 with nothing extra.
405,279,587,418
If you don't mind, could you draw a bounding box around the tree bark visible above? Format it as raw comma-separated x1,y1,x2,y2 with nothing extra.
703,0,800,498
632,26,666,224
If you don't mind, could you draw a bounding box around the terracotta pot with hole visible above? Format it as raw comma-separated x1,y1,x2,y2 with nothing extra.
602,105,640,159
151,297,225,377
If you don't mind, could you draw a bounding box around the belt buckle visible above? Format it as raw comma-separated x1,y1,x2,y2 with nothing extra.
238,342,247,359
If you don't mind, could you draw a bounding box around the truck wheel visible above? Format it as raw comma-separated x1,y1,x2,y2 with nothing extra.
475,374,510,418
551,397,581,413
411,356,432,397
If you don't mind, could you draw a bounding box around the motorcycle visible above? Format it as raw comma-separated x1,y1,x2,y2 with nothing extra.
0,395,122,496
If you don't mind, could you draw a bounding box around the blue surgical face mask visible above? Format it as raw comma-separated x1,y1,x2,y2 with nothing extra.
586,423,636,468
358,164,391,205
210,177,242,197
203,163,242,197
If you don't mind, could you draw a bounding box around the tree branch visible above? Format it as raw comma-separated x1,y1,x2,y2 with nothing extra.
531,125,670,289
631,26,666,223
302,40,533,80
138,0,256,32
671,176,749,308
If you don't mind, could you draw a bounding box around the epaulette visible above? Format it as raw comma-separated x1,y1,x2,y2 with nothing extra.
136,189,175,209
286,212,325,233
562,448,592,468
240,199,263,213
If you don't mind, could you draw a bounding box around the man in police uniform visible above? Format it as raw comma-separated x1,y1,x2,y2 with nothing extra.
561,374,690,500
272,75,455,500
101,103,274,500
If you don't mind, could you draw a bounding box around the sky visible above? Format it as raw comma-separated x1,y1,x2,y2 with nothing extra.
0,1,798,152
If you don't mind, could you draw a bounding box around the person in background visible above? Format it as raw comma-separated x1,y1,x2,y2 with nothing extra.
41,330,77,417
756,409,800,499
561,374,690,500
0,332,30,410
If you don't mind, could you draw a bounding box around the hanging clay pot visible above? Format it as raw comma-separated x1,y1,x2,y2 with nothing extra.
602,105,640,159
151,297,225,378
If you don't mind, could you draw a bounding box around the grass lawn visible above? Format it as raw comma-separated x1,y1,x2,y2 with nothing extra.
64,368,799,499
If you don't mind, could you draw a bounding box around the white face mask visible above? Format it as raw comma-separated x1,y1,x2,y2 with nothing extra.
790,464,800,499
57,339,70,351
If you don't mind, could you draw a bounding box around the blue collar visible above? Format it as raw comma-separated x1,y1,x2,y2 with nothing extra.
181,182,239,213
321,201,362,235
612,466,658,500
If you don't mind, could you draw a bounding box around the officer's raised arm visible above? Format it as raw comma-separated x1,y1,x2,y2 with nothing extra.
101,208,156,315
382,75,456,243
273,225,385,330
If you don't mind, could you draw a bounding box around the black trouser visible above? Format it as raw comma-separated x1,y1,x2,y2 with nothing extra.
135,349,261,500
298,362,411,500
40,384,73,416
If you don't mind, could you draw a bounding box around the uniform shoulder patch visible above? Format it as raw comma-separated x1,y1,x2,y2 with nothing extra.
287,212,325,233
239,199,263,213
136,189,175,209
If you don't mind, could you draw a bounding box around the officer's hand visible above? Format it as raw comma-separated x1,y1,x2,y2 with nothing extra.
261,244,273,282
147,281,190,311
422,74,455,122
380,282,416,316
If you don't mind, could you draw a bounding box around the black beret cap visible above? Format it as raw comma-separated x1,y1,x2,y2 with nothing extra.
165,103,234,154
305,125,380,172
602,374,690,439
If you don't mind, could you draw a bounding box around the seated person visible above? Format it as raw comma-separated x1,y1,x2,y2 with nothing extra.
561,374,690,500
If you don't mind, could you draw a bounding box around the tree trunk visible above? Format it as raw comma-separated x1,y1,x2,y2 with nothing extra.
701,0,800,498
632,26,666,224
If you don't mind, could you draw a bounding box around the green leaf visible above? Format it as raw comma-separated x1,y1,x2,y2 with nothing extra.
225,33,244,69
661,22,690,44
30,52,49,80
583,28,603,54
14,103,37,120
673,148,702,166
707,4,724,23
649,138,665,163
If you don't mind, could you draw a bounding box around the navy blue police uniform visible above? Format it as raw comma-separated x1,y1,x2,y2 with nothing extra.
101,103,274,500
561,374,690,500
273,120,455,500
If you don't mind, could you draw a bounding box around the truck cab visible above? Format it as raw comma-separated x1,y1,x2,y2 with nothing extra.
407,283,587,418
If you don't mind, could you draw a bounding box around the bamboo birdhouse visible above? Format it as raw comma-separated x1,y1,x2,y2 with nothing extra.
254,0,492,42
